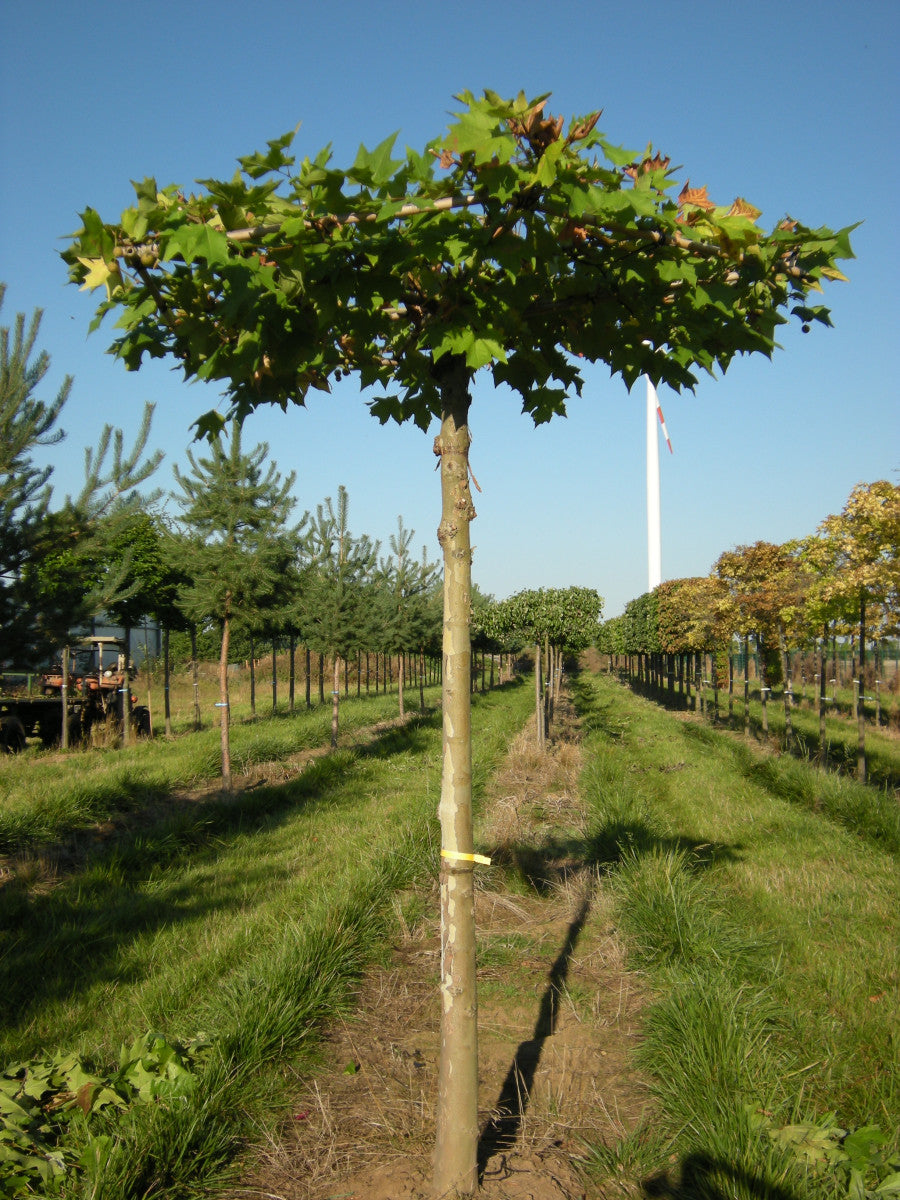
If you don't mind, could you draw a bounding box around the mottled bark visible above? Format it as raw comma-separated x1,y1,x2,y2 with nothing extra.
433,357,479,1199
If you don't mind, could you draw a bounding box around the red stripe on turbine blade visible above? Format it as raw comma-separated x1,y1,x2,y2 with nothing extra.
656,405,673,454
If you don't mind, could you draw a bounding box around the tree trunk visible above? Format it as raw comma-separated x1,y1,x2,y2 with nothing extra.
433,359,479,1200
398,648,406,718
318,652,325,704
743,634,750,736
331,655,341,748
534,641,545,748
60,644,70,750
420,646,426,712
272,639,277,713
778,629,793,748
305,646,311,709
163,627,172,737
857,592,867,782
818,624,828,766
143,624,153,736
122,624,133,746
249,637,256,716
191,625,201,730
289,635,296,712
219,609,232,791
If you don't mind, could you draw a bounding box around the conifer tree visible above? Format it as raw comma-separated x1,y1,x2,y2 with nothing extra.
378,517,439,717
302,486,377,745
173,423,298,787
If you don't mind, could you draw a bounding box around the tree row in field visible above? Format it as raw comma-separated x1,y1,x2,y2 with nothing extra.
599,485,900,780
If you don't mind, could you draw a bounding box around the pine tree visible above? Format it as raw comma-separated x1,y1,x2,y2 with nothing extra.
0,285,70,665
302,486,378,746
173,423,298,787
377,517,439,717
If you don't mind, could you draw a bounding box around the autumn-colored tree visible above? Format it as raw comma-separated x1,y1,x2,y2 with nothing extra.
715,541,809,740
805,481,900,779
657,575,732,711
64,91,851,1197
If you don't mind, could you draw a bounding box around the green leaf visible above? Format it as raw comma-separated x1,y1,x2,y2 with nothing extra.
875,1172,900,1195
162,223,230,266
238,129,297,179
466,337,506,370
352,132,401,187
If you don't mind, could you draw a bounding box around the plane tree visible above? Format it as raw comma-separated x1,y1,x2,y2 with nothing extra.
64,89,852,1197
804,481,900,779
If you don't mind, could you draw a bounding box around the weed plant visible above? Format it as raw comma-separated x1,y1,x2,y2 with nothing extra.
573,673,899,1200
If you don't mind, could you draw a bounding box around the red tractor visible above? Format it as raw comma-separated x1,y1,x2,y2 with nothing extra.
0,637,150,752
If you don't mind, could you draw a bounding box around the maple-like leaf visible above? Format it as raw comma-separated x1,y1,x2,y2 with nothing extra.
728,197,762,221
624,152,671,180
677,181,716,211
76,256,122,298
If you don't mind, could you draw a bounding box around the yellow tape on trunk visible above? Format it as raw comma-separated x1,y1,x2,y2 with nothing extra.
441,849,491,866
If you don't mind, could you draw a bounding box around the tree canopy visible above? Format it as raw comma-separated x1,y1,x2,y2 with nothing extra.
64,90,853,441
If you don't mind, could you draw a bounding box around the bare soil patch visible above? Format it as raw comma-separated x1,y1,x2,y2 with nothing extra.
227,689,653,1199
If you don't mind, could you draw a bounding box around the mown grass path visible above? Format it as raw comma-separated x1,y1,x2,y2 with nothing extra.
0,681,533,1198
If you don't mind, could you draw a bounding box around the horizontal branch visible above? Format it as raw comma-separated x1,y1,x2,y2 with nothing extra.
225,193,480,242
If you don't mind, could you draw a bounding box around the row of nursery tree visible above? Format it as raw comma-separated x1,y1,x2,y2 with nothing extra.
1,286,604,779
598,480,900,780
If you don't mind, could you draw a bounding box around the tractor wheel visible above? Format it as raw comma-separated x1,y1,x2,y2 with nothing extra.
0,716,27,753
133,706,152,737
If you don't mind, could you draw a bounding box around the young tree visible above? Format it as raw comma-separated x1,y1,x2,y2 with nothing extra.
301,486,377,745
378,516,439,718
807,481,900,779
0,286,72,666
65,90,852,1197
715,541,806,739
173,422,298,788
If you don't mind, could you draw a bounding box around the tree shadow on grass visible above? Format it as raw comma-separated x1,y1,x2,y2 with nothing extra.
491,821,740,896
642,1152,801,1200
477,814,740,1175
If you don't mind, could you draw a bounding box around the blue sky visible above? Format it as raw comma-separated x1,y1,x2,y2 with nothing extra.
1,0,897,616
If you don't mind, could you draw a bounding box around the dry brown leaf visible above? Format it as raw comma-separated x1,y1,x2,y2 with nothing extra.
677,181,716,211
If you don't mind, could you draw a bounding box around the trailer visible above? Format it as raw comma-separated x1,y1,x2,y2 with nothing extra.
0,637,150,752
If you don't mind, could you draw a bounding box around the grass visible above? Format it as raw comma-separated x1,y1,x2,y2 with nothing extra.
624,668,900,789
0,678,534,1198
0,685,439,850
572,671,900,1200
